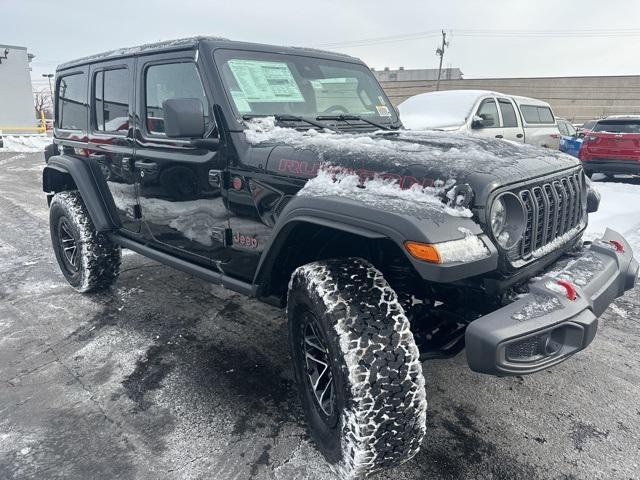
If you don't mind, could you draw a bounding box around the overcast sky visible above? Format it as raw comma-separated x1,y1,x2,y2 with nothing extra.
4,0,639,90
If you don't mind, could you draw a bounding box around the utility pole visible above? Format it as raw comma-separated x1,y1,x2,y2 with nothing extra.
435,30,449,91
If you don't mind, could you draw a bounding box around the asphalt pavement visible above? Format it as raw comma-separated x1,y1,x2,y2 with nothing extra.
1,151,639,480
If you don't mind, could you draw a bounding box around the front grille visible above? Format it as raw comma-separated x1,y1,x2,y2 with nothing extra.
508,170,584,263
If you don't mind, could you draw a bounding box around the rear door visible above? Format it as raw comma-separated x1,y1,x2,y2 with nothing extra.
584,119,640,160
87,59,140,232
497,97,524,143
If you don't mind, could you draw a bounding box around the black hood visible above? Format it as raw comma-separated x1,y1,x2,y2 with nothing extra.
250,125,580,204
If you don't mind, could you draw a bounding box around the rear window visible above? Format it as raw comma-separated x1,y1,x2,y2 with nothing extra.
57,72,88,131
582,120,597,130
592,120,640,134
520,105,555,124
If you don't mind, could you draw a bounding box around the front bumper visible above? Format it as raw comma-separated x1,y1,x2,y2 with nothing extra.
465,228,638,376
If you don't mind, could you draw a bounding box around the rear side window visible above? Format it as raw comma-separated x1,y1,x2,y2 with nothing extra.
145,62,210,135
521,105,555,124
557,122,568,135
57,72,88,130
477,99,499,127
94,68,130,133
592,120,640,134
498,99,518,128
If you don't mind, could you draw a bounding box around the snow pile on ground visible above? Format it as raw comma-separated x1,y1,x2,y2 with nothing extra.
0,135,51,153
586,179,640,259
299,168,473,218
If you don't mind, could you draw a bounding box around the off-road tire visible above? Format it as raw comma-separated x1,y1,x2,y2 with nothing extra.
287,258,427,479
49,191,121,292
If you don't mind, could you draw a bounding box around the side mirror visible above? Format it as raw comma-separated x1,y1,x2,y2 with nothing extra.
471,115,485,129
163,98,205,138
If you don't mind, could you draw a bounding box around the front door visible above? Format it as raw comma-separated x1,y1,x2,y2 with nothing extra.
133,54,229,266
87,59,140,232
473,97,504,140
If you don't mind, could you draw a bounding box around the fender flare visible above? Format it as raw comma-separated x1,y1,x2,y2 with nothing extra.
43,155,121,231
253,195,498,292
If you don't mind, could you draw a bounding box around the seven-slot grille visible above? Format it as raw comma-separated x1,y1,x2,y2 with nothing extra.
509,170,584,262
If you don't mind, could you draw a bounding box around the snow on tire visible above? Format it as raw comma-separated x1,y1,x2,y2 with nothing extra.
287,258,427,479
49,190,121,292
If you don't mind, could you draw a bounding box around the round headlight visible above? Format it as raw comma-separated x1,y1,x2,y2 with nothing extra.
490,193,525,249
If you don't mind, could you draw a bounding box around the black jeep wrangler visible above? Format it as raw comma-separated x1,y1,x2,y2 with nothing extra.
44,37,638,479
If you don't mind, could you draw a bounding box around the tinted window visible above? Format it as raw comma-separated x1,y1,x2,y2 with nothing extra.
498,99,518,128
145,62,209,135
95,68,129,132
477,99,499,127
582,120,596,130
57,73,88,130
521,105,555,124
592,120,640,134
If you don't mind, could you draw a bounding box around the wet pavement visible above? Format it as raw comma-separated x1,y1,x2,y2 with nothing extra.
1,151,639,480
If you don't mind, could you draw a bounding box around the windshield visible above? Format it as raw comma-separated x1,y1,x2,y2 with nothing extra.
398,90,482,130
214,49,398,123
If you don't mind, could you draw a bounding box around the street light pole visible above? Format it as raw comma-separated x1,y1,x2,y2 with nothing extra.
42,73,54,99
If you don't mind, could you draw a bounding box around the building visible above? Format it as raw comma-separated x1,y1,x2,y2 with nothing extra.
373,67,463,82
0,44,38,134
379,75,640,124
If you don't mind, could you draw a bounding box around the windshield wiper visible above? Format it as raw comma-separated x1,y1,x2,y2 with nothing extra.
243,114,339,133
315,114,395,131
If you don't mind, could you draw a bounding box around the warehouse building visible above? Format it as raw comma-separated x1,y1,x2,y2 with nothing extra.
379,74,640,124
372,67,463,82
0,44,37,134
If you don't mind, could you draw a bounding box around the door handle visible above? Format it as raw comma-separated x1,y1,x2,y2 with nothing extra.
495,134,504,139
134,160,158,170
516,134,524,138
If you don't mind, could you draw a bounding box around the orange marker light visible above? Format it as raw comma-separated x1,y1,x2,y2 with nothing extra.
404,241,441,264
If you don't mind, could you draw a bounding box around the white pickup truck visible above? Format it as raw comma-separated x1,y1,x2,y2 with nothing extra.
398,90,561,149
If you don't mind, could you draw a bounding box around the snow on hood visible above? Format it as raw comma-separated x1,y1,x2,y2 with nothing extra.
0,135,51,153
244,117,578,185
299,168,473,218
398,90,490,130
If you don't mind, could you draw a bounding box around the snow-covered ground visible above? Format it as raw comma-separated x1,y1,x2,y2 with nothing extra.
585,176,640,259
0,135,51,153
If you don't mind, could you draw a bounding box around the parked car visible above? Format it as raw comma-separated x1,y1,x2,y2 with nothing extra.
557,118,583,157
43,37,638,479
398,90,561,149
579,116,640,177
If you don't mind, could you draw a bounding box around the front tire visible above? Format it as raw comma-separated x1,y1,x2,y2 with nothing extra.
288,258,427,479
49,191,121,292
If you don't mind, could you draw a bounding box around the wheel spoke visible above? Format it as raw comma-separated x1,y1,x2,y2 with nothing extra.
302,314,335,418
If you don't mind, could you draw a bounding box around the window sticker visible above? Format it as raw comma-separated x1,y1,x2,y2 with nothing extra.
228,59,305,103
230,90,251,113
376,105,391,117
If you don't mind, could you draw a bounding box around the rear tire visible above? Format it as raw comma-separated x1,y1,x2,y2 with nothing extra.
49,191,121,292
288,258,427,479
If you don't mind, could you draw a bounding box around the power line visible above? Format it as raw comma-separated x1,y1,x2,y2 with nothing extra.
317,27,640,49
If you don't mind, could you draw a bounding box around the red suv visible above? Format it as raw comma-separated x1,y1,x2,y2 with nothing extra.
579,116,640,177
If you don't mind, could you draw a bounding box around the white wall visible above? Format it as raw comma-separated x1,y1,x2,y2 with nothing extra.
0,44,37,133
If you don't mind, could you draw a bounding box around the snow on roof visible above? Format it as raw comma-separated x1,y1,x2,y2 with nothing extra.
398,90,497,130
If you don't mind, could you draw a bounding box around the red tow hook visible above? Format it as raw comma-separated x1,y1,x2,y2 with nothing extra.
609,240,625,253
556,280,577,301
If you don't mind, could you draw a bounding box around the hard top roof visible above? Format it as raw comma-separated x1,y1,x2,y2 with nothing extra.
57,36,360,71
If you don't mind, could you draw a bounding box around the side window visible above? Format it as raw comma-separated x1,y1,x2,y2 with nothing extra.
521,105,555,124
557,122,568,136
477,99,499,127
498,99,518,128
145,62,210,135
57,72,88,131
565,123,577,136
94,68,130,133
